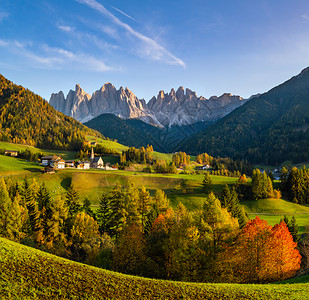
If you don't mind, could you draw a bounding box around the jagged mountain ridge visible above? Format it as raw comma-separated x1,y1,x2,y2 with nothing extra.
50,84,247,127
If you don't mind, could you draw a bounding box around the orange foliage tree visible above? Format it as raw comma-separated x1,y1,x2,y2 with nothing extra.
232,216,301,283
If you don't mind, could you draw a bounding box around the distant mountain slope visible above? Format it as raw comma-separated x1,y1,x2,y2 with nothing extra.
50,83,246,127
0,74,100,150
85,113,211,153
180,68,309,165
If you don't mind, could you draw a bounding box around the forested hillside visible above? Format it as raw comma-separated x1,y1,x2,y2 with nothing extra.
180,68,309,165
85,113,211,153
0,74,101,150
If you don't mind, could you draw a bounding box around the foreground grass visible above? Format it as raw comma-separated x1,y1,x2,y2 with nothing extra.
0,237,308,300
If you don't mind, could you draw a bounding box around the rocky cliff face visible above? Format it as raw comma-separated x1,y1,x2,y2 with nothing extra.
50,83,247,127
50,83,160,125
147,87,245,126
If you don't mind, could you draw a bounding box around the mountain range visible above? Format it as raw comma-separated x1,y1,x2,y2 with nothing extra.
1,65,308,165
50,84,247,127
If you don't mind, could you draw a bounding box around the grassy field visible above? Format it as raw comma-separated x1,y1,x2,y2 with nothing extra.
0,237,308,300
0,140,308,233
242,198,309,233
0,141,76,160
86,135,129,152
0,155,42,175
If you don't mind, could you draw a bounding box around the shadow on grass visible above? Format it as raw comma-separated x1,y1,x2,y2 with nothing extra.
24,168,42,173
61,177,72,190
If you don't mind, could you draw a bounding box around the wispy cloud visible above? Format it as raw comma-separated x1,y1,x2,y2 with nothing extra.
112,6,136,22
58,24,74,32
0,39,114,71
76,0,185,67
56,21,119,51
0,11,9,22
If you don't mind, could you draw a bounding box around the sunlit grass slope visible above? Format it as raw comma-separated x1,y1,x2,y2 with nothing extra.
0,155,41,174
0,141,76,160
242,198,309,233
0,237,308,300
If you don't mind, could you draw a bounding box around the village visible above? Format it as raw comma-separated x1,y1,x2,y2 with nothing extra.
41,147,118,173
3,147,117,173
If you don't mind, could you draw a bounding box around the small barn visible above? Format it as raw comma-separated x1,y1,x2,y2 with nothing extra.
4,150,18,157
44,165,55,174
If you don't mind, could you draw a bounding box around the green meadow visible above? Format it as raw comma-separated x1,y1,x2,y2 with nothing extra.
0,140,308,233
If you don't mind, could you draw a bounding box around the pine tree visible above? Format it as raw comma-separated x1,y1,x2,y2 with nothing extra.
65,183,80,217
82,197,95,219
96,194,112,234
0,179,14,239
37,182,51,211
108,186,128,240
46,196,69,255
282,215,301,244
152,189,170,214
22,178,41,234
280,167,289,196
202,172,213,194
123,184,140,227
221,184,231,208
9,194,24,241
201,192,239,254
138,186,151,232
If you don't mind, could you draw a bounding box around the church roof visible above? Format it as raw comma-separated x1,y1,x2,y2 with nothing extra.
92,157,103,163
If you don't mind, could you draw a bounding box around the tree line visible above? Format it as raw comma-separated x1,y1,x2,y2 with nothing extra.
0,176,303,283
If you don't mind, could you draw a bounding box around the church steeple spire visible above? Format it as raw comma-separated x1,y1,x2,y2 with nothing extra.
91,146,94,161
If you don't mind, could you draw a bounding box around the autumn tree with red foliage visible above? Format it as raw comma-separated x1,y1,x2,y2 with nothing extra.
231,217,301,283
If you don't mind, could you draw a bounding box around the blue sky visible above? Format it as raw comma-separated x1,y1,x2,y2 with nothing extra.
1,0,309,101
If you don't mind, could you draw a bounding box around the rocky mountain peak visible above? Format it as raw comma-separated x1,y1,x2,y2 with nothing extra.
50,83,248,127
158,90,165,99
170,88,176,98
176,86,185,101
185,88,197,99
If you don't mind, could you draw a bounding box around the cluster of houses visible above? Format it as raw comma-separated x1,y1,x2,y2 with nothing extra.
42,148,115,173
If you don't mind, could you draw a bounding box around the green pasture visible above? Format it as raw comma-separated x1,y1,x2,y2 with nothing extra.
86,135,128,152
242,198,309,214
0,141,76,159
0,140,308,234
152,151,173,162
242,198,309,233
0,237,308,300
0,155,41,175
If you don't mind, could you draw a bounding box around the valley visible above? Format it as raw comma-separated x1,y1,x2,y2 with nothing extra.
1,1,309,298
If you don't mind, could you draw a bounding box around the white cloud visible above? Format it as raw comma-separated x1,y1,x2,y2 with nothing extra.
112,6,136,22
0,39,114,71
76,0,185,67
43,45,113,71
58,24,73,32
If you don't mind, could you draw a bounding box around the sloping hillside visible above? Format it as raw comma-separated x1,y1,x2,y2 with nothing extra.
0,74,101,150
85,113,211,153
0,237,308,299
180,68,309,165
